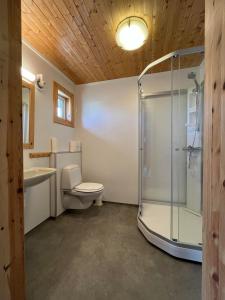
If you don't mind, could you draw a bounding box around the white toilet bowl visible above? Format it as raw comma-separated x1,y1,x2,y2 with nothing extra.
61,165,104,210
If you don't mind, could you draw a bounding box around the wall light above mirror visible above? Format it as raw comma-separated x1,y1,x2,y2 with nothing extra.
21,67,46,89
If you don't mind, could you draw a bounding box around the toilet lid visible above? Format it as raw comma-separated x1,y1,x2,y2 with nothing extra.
75,182,104,193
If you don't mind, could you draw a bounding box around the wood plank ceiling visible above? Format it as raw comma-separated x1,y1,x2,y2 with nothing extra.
21,0,204,84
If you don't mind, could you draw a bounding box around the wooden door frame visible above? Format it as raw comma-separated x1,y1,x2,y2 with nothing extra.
202,0,225,298
0,1,25,299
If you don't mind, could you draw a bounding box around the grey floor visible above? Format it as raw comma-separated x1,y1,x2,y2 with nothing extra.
25,203,201,300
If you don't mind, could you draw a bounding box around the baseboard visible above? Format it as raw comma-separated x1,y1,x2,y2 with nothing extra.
103,200,138,207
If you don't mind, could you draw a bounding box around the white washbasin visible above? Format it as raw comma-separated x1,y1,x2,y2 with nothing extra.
24,167,56,188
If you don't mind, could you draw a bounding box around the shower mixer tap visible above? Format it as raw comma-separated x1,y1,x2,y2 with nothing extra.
182,145,202,152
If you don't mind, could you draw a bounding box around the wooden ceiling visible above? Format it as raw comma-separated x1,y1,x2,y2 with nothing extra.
21,0,204,84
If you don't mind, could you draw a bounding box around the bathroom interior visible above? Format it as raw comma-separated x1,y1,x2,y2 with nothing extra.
20,1,204,299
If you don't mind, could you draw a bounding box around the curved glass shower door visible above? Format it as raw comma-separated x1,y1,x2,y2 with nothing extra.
138,46,204,262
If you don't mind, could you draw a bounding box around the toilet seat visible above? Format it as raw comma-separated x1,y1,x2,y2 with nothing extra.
74,182,104,193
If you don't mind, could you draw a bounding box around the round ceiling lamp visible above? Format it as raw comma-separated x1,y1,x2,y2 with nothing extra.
115,16,149,51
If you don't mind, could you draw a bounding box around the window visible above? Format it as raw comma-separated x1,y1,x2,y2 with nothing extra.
53,81,74,127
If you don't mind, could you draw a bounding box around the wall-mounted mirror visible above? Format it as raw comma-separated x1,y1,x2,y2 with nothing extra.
22,80,35,148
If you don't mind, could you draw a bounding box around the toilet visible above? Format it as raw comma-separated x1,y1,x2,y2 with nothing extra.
61,164,104,209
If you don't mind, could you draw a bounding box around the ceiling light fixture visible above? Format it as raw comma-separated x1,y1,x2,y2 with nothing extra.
115,16,148,51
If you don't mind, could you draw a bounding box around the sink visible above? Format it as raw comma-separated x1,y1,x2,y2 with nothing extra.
24,167,56,188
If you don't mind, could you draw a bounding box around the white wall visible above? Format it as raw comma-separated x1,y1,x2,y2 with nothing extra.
76,77,139,205
22,42,77,233
76,67,200,206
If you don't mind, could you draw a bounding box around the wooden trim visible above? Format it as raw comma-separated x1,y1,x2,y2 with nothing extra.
0,1,25,299
53,81,75,128
22,80,35,149
29,152,51,158
203,0,225,299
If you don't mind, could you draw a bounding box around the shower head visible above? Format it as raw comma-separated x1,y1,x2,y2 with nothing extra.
188,72,199,79
187,72,196,79
188,72,200,92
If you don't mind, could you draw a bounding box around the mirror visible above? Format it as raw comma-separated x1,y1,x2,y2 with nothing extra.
22,80,35,148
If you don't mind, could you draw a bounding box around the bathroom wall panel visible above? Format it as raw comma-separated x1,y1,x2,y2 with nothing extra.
76,77,138,205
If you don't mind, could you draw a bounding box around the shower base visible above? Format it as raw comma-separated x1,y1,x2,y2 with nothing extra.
138,203,202,262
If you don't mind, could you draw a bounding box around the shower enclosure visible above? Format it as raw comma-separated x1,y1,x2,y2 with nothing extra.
138,46,204,262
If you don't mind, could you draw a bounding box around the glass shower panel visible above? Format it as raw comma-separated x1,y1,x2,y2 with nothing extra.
170,55,186,242
141,95,172,240
142,97,172,202
172,53,204,246
140,64,172,241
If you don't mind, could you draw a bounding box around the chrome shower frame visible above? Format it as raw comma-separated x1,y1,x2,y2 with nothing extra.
138,46,204,262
